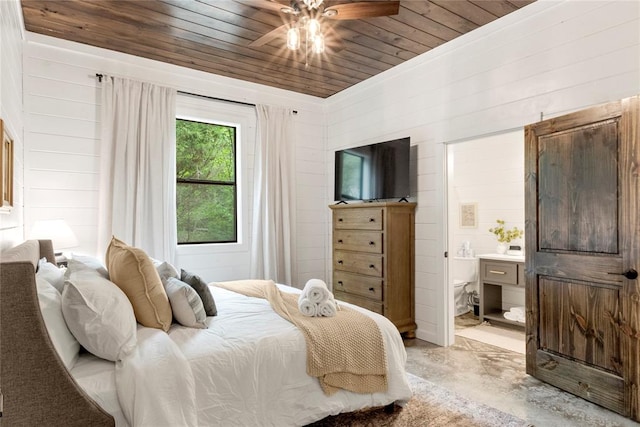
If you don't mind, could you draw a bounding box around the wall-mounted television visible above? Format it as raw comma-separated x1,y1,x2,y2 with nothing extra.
334,137,410,202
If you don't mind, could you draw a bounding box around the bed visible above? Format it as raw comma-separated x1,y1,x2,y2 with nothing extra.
0,239,412,426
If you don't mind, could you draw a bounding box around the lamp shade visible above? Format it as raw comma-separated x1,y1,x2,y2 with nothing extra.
29,219,79,251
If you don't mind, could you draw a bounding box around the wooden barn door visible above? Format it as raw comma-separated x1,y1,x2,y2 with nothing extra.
525,95,640,420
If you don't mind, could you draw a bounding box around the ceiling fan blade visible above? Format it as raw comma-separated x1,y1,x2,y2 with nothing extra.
237,0,293,14
324,1,400,20
249,24,288,47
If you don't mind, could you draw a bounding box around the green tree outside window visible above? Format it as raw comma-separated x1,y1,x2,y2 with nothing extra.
176,119,237,244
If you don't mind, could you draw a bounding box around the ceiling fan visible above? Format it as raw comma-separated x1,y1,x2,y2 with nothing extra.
246,0,401,51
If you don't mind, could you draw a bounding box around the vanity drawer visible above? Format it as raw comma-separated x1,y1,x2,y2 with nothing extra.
334,290,383,314
482,261,518,285
334,208,383,230
334,271,383,301
333,230,383,254
334,250,383,277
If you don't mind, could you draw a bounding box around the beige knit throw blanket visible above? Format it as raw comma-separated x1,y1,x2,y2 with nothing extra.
214,280,388,395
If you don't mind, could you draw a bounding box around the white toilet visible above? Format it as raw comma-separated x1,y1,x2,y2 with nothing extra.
451,256,478,316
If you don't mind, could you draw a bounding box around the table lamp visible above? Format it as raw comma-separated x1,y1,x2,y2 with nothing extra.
29,219,79,265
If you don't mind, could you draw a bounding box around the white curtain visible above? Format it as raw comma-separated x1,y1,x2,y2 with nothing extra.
251,105,296,284
98,76,177,264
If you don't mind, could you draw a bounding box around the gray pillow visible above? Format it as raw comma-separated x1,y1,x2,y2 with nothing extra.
155,261,180,282
180,269,217,316
164,277,207,329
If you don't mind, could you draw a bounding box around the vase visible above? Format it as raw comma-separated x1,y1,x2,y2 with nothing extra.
496,243,508,254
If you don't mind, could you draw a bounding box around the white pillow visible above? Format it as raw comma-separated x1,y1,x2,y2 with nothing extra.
62,269,137,361
37,258,65,293
68,254,110,278
36,277,80,369
164,277,207,329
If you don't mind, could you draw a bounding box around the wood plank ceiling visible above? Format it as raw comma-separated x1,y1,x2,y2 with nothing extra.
21,0,536,98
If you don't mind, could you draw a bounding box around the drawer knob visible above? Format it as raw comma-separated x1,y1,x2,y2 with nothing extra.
489,270,506,275
337,260,343,265
338,239,343,243
369,218,375,222
369,241,375,246
369,264,375,269
338,281,344,286
368,287,375,292
338,218,343,222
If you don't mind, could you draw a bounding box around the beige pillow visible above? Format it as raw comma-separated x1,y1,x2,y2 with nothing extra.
105,237,172,331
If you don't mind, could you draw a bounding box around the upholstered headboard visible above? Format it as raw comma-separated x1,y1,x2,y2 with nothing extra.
0,240,114,426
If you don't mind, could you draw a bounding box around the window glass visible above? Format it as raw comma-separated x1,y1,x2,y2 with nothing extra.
176,119,237,244
341,151,364,200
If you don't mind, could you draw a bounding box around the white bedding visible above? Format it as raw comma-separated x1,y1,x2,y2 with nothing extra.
71,284,412,426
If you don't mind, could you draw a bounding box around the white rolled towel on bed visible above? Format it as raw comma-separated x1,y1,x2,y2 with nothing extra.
317,298,338,317
298,297,319,317
299,279,331,304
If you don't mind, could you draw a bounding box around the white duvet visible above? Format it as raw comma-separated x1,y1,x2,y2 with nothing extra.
72,284,412,426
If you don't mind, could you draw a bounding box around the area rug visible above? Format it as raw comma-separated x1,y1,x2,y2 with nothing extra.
307,373,532,426
455,323,526,354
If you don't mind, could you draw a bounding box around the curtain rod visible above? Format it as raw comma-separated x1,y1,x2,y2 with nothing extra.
95,73,297,114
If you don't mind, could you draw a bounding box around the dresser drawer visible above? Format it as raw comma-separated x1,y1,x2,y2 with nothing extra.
333,230,383,254
334,290,383,314
334,271,383,301
482,261,518,285
334,250,383,277
334,208,383,230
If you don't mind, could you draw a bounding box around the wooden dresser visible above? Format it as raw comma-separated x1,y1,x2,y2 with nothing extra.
329,202,417,337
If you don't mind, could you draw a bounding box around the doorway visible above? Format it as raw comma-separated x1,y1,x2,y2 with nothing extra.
445,129,527,350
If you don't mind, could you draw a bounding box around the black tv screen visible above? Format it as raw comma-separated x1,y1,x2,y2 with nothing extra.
334,137,410,201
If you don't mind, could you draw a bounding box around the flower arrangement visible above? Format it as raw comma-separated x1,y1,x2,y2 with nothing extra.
489,219,523,243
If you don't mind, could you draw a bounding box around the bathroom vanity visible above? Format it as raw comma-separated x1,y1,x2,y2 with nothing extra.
478,254,525,328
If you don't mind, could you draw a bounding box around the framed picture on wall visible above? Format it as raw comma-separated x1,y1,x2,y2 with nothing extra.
1,118,14,213
459,202,477,228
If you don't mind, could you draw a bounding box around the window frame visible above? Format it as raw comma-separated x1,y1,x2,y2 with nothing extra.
175,95,254,256
175,118,238,245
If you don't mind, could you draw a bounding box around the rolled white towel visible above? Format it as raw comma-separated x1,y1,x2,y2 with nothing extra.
298,297,318,317
300,279,331,304
318,298,338,317
510,306,525,317
503,311,518,322
504,310,525,323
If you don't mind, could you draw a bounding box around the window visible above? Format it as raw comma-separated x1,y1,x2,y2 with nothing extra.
176,119,237,244
340,151,364,200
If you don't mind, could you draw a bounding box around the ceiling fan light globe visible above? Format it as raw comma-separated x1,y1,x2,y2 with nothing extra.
307,19,321,39
286,27,300,50
312,33,325,54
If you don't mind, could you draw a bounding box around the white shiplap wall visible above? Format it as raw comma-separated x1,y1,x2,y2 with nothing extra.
448,130,525,261
325,0,640,345
23,34,327,287
0,0,24,249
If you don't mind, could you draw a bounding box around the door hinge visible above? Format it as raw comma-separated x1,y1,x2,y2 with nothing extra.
444,251,448,258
